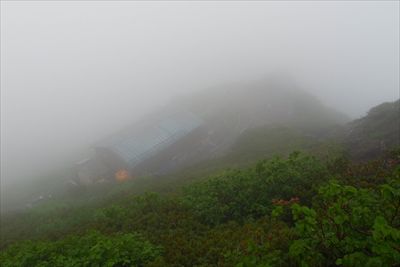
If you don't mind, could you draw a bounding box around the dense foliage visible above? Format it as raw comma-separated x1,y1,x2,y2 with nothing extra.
0,231,162,267
1,149,399,266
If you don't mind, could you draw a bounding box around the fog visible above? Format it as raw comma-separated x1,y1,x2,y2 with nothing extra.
1,2,399,206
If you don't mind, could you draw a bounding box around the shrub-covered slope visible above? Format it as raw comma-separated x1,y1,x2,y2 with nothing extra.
1,95,399,266
341,99,399,160
1,149,399,267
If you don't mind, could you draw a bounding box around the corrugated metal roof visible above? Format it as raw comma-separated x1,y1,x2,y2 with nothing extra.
96,112,203,166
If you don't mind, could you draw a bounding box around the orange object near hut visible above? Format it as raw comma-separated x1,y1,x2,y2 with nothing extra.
115,169,130,182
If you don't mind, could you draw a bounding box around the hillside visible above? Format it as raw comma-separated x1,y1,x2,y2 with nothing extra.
1,149,399,266
340,99,399,160
178,97,399,174
129,77,350,175
69,77,350,186
1,89,399,266
1,78,350,213
3,85,397,216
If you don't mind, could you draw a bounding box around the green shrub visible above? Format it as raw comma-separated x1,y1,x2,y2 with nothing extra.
0,231,162,267
182,152,329,225
288,178,400,266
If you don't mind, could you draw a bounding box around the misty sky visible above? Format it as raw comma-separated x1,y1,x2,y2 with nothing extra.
1,1,399,190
